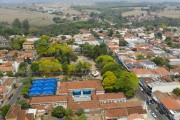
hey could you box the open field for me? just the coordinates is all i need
[122,9,147,17]
[0,8,57,26]
[152,10,180,18]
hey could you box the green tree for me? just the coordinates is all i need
[125,88,135,98]
[12,38,26,50]
[0,104,11,118]
[137,54,146,60]
[152,57,170,67]
[30,61,40,76]
[12,18,21,29]
[155,32,162,39]
[65,108,73,116]
[102,71,117,91]
[6,71,13,77]
[173,88,180,96]
[76,114,87,120]
[114,71,139,97]
[119,40,128,46]
[165,37,173,47]
[22,19,29,31]
[76,107,84,116]
[16,100,31,109]
[0,72,3,77]
[51,106,66,118]
[95,55,114,68]
[39,59,62,76]
[107,29,113,37]
[101,62,123,75]
[61,36,66,40]
[65,116,73,120]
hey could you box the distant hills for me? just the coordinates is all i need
[0,0,180,4]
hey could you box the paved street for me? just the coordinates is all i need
[136,89,169,120]
[6,83,23,105]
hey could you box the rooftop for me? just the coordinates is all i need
[97,93,126,100]
[160,98,180,111]
[30,96,67,104]
[60,80,104,93]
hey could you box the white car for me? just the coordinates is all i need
[151,112,157,118]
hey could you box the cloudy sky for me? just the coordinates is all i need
[0,0,180,3]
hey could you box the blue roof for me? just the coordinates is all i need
[29,78,57,96]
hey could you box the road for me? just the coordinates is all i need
[6,83,23,105]
[136,89,169,120]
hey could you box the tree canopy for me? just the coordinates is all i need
[51,106,66,118]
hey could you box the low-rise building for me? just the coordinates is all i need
[23,41,35,50]
[6,106,35,120]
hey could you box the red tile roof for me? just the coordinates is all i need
[7,50,19,56]
[0,86,7,93]
[60,80,104,93]
[5,106,34,120]
[128,114,144,120]
[0,66,14,72]
[132,68,155,75]
[160,98,180,111]
[105,108,128,118]
[97,93,125,100]
[23,41,34,45]
[100,101,142,109]
[154,67,171,76]
[30,96,67,104]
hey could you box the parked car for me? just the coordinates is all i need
[151,112,157,118]
[8,94,13,100]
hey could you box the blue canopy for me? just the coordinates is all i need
[32,83,43,87]
[43,86,55,90]
[44,83,56,87]
[42,90,54,95]
[30,87,42,91]
[83,90,91,94]
[73,90,81,95]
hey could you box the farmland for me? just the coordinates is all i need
[0,8,56,26]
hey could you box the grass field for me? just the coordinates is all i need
[122,9,147,17]
[153,10,180,18]
[0,8,57,26]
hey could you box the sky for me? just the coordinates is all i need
[0,0,180,4]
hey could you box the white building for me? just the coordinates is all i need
[148,81,180,93]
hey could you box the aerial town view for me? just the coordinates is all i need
[0,0,180,120]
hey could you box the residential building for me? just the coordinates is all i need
[6,106,35,120]
[23,41,35,50]
[29,95,68,108]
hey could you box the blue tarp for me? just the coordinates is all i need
[73,90,81,95]
[42,91,54,95]
[29,78,57,96]
[83,90,91,94]
[30,87,42,91]
[43,86,55,90]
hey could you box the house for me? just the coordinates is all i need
[128,114,144,120]
[140,61,157,69]
[29,95,68,108]
[132,68,156,78]
[23,41,35,50]
[146,81,180,93]
[0,66,14,75]
[104,106,147,120]
[158,98,180,120]
[169,59,180,66]
[154,67,171,76]
[170,69,180,75]
[0,78,16,98]
[97,93,126,103]
[6,106,35,120]
[60,80,105,95]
